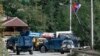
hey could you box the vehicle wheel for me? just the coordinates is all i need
[16,50,20,55]
[13,46,16,53]
[16,47,20,55]
[60,50,64,54]
[40,46,46,53]
[60,51,64,54]
[29,50,33,55]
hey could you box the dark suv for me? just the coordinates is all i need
[39,34,79,53]
[6,37,18,52]
[60,40,74,54]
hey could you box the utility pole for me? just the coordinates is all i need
[91,0,94,49]
[70,0,72,32]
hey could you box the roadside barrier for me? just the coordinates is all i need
[71,49,100,56]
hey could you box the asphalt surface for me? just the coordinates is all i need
[9,51,68,56]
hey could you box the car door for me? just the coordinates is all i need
[46,38,56,50]
[48,39,54,50]
[51,38,63,50]
[44,38,51,49]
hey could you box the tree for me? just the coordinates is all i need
[2,0,100,49]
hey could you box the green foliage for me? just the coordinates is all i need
[0,37,9,56]
[1,0,100,49]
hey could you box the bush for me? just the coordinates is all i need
[94,38,100,51]
[0,37,9,56]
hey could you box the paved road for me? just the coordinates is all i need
[9,51,68,56]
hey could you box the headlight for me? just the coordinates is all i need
[67,45,75,49]
[71,45,75,48]
[62,44,66,47]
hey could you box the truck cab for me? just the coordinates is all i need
[39,34,79,53]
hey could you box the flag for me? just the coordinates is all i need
[72,2,81,13]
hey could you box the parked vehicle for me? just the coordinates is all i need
[16,36,33,55]
[32,38,47,51]
[39,38,63,53]
[39,34,79,54]
[6,36,18,52]
[60,39,74,54]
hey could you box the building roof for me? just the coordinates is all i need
[2,17,28,27]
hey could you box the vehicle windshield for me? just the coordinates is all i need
[59,34,77,40]
[63,40,73,45]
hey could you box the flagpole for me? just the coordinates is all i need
[70,0,72,32]
[91,0,94,50]
[74,12,81,25]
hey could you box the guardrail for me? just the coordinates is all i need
[71,49,100,56]
[3,32,20,36]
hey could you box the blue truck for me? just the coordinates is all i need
[15,30,34,55]
[39,34,79,54]
[16,36,33,55]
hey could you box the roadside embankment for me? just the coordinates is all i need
[68,49,100,56]
[0,37,9,56]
